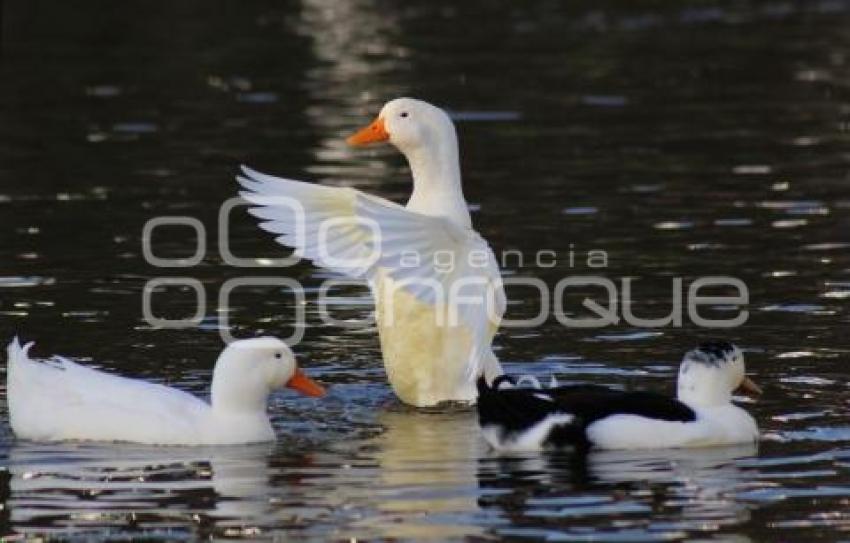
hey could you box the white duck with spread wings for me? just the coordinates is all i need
[238,98,505,407]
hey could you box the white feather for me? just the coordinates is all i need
[238,165,506,402]
[585,406,759,450]
[5,337,306,445]
[482,413,576,452]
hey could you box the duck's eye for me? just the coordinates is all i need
[274,352,282,359]
[400,112,409,118]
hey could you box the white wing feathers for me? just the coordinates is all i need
[238,168,375,277]
[237,166,504,309]
[237,166,505,376]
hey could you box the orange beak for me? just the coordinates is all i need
[285,368,326,398]
[346,117,389,146]
[736,376,763,398]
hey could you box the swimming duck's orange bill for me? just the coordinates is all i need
[286,368,326,397]
[736,376,763,398]
[346,117,389,146]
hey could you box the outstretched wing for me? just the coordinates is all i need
[237,166,505,372]
[237,166,504,307]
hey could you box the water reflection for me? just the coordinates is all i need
[5,441,278,537]
[479,445,759,540]
[341,409,766,540]
[346,408,486,539]
[298,0,406,183]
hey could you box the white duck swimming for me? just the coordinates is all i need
[238,97,505,407]
[6,337,325,445]
[477,342,762,451]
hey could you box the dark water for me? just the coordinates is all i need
[1,0,850,540]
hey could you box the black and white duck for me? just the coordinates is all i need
[477,342,762,452]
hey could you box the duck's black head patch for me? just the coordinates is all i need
[687,341,739,367]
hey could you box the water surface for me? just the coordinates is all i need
[1,1,849,540]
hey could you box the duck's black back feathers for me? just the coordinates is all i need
[476,376,696,449]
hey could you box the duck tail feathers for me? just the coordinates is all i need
[476,375,491,395]
[7,337,34,367]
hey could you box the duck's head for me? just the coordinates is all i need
[211,337,325,413]
[676,341,762,407]
[346,97,456,156]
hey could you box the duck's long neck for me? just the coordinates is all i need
[212,385,268,415]
[210,363,269,416]
[404,137,471,229]
[677,371,732,408]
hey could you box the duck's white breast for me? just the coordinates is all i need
[585,405,759,450]
[375,272,479,407]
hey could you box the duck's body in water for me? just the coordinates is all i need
[6,337,325,445]
[477,342,762,451]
